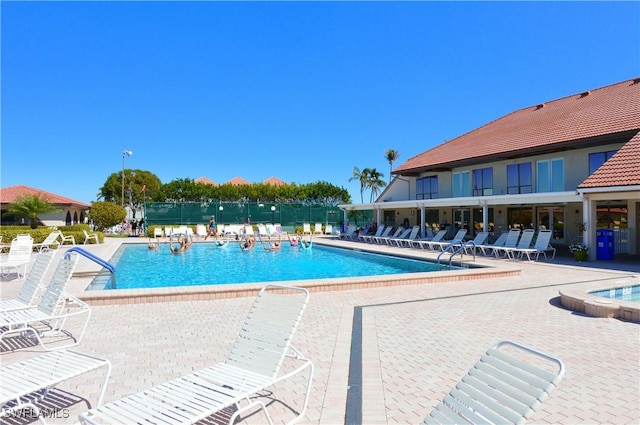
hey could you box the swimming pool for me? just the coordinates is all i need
[589,285,640,303]
[91,243,457,290]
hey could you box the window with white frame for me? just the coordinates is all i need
[537,158,564,192]
[452,171,470,197]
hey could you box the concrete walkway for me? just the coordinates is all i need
[1,238,638,424]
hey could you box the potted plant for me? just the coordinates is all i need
[569,243,589,261]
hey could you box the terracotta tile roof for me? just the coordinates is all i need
[226,176,252,185]
[579,132,640,188]
[262,176,287,186]
[0,185,90,207]
[395,78,640,174]
[194,177,218,186]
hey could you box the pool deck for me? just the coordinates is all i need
[1,237,639,424]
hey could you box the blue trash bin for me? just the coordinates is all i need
[596,229,615,260]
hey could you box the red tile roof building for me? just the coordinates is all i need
[341,78,640,258]
[0,185,90,226]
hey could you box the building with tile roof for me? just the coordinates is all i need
[0,185,91,227]
[194,177,218,186]
[339,78,640,258]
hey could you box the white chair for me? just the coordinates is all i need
[463,232,489,255]
[1,349,111,423]
[512,229,557,261]
[79,284,313,425]
[491,228,523,258]
[313,223,323,234]
[423,340,564,425]
[389,225,421,247]
[413,230,447,250]
[0,253,90,351]
[0,249,56,312]
[0,237,34,279]
[303,223,312,235]
[60,231,76,245]
[360,225,386,243]
[324,224,333,235]
[503,229,536,259]
[476,232,510,256]
[153,227,164,238]
[33,231,62,252]
[429,229,468,252]
[83,229,100,245]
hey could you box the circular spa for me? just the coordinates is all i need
[559,276,640,323]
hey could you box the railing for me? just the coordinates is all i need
[437,239,474,268]
[64,246,116,289]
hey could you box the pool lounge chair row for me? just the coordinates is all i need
[1,273,564,424]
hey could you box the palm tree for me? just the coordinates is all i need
[349,166,371,203]
[6,194,60,229]
[367,168,386,203]
[384,149,400,183]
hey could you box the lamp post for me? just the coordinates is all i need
[271,205,276,224]
[121,150,133,207]
[219,205,224,224]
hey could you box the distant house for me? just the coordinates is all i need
[0,185,90,227]
[195,176,289,186]
[339,78,640,258]
[194,177,218,186]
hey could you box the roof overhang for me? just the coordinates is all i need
[339,191,584,211]
[577,186,640,200]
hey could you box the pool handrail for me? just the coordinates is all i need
[64,246,117,288]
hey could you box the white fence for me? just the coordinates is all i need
[614,229,629,254]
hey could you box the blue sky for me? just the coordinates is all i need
[2,1,638,204]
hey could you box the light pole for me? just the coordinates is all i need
[271,205,276,224]
[219,205,224,224]
[121,150,133,207]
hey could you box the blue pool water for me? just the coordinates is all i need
[590,285,640,303]
[94,243,452,290]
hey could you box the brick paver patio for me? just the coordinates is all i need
[1,238,638,424]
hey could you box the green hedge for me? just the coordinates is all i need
[0,224,103,246]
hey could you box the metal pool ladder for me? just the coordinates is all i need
[437,239,476,268]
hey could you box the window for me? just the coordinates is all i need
[472,167,493,196]
[452,171,470,197]
[537,158,564,192]
[507,162,532,194]
[417,176,438,199]
[589,150,617,174]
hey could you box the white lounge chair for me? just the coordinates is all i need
[303,223,312,235]
[382,227,411,245]
[492,228,524,258]
[374,226,400,244]
[340,224,358,240]
[313,222,323,234]
[463,232,489,255]
[33,230,62,252]
[429,229,468,252]
[410,228,436,248]
[79,284,313,425]
[0,252,90,351]
[0,349,111,423]
[476,232,509,256]
[414,230,447,250]
[324,224,333,235]
[389,225,421,247]
[0,237,34,279]
[154,227,165,238]
[0,249,56,313]
[83,229,100,245]
[502,229,536,259]
[360,225,386,243]
[422,340,564,425]
[512,229,557,261]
